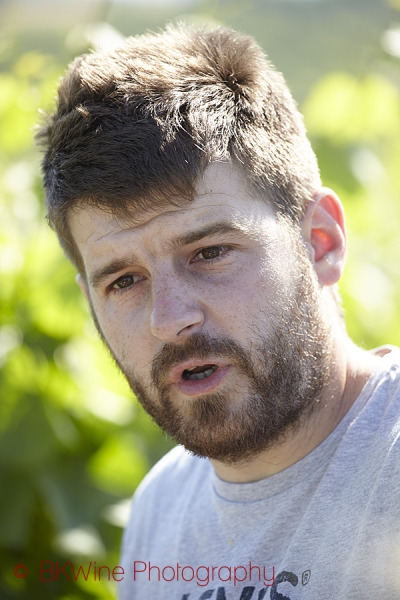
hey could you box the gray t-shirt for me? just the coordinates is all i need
[119,349,400,599]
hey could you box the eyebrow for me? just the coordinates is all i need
[89,257,135,289]
[170,222,246,250]
[89,221,245,289]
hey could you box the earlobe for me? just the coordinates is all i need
[302,188,347,286]
[76,273,90,300]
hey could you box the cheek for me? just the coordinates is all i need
[91,300,148,363]
[206,269,282,337]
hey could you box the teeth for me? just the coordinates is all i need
[183,365,218,380]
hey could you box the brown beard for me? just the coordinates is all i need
[108,253,332,465]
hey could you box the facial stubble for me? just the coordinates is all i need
[93,244,331,464]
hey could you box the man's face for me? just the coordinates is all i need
[70,163,330,463]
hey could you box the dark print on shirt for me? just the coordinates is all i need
[180,569,311,599]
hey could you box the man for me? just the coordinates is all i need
[37,23,400,599]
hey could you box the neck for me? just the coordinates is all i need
[211,334,382,483]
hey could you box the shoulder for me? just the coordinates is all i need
[122,446,211,539]
[349,347,400,472]
[369,346,400,405]
[356,347,400,433]
[135,445,210,500]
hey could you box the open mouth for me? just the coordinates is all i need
[182,364,218,381]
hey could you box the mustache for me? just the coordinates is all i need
[151,333,252,389]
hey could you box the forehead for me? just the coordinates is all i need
[68,162,277,264]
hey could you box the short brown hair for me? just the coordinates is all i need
[37,23,321,272]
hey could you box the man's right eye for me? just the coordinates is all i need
[113,275,134,289]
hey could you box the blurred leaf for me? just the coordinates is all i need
[89,435,149,495]
[36,463,118,532]
[0,477,35,547]
[0,397,59,468]
[303,72,400,143]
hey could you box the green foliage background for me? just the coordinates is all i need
[1,1,400,598]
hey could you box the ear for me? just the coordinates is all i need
[76,273,90,301]
[301,188,347,286]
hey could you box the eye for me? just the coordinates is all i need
[110,274,144,292]
[200,246,223,259]
[193,245,230,262]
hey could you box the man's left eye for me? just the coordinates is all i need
[195,246,229,261]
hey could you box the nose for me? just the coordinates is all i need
[149,273,205,343]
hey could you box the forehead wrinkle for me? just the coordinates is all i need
[166,221,254,252]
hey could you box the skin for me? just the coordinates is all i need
[70,162,382,483]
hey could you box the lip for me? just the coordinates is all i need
[168,360,232,398]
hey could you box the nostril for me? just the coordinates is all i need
[177,322,200,337]
[150,288,205,342]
